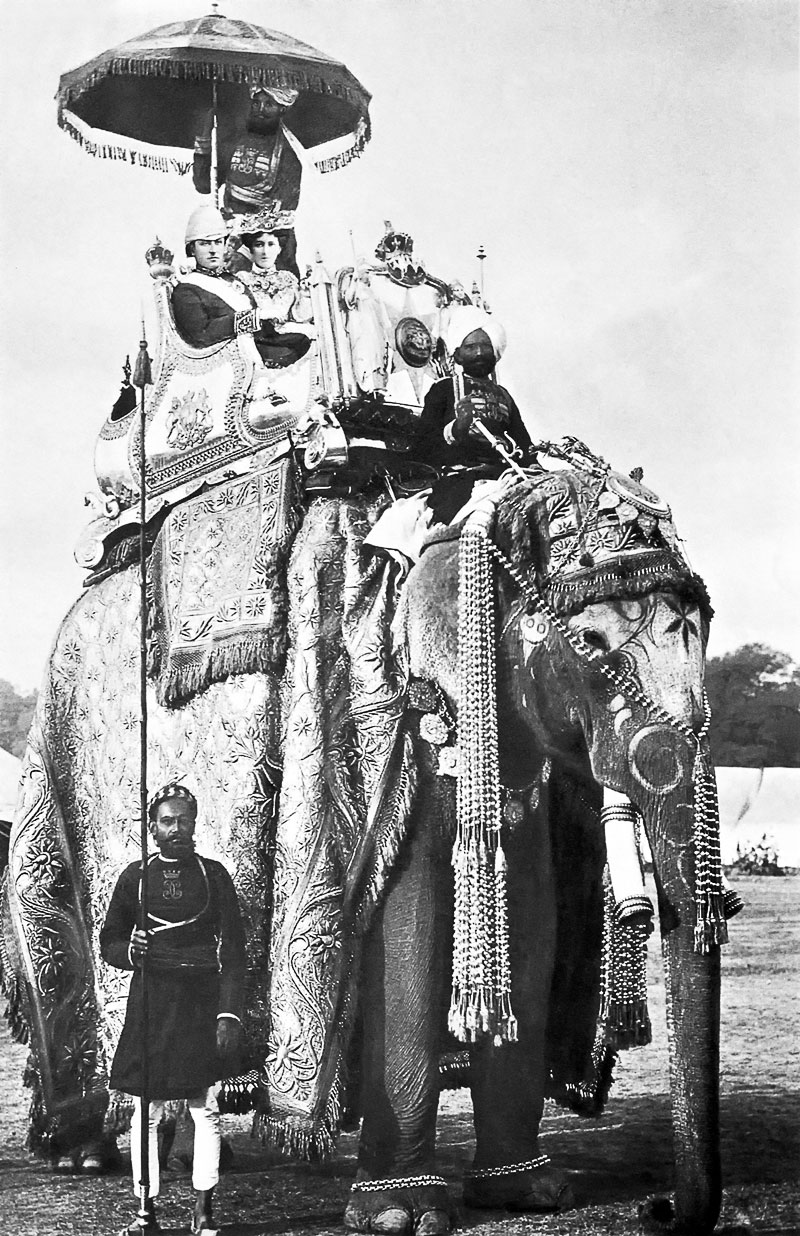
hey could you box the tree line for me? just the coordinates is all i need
[0,642,798,766]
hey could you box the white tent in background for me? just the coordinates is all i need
[716,766,800,868]
[0,747,21,826]
[0,747,22,868]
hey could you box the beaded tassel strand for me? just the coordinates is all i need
[450,505,517,1044]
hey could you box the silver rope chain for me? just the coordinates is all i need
[352,1174,448,1192]
[466,1155,550,1178]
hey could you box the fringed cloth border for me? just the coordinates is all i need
[422,522,712,631]
[105,1092,194,1137]
[58,57,371,175]
[255,498,416,1161]
[59,110,192,174]
[542,550,713,626]
[147,463,303,709]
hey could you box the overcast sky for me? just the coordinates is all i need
[1,0,797,692]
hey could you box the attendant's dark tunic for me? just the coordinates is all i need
[100,854,246,1099]
[412,376,533,523]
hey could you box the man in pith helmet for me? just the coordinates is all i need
[171,205,259,352]
[172,204,310,368]
[100,783,246,1234]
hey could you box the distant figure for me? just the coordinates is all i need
[100,783,246,1235]
[193,86,302,222]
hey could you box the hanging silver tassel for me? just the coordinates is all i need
[449,504,517,1044]
[692,737,728,953]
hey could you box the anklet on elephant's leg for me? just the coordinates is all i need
[465,1155,550,1178]
[352,1175,448,1192]
[614,894,655,927]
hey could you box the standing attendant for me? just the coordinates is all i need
[100,784,246,1235]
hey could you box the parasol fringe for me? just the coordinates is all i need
[62,54,371,106]
[58,56,371,171]
[59,112,192,174]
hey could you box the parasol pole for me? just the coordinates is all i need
[211,81,219,203]
[132,317,153,1229]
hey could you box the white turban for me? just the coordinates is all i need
[444,305,507,361]
[250,84,299,108]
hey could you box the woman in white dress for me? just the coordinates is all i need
[238,226,313,368]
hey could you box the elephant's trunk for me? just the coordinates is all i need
[643,782,722,1235]
[661,914,721,1233]
[587,720,722,1233]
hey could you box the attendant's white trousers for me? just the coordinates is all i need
[130,1087,220,1196]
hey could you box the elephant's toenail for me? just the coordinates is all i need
[415,1208,451,1235]
[371,1206,414,1234]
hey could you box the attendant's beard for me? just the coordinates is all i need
[161,837,196,861]
[248,114,280,136]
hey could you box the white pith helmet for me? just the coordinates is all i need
[185,204,227,246]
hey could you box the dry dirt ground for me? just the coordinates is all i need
[1,874,797,1236]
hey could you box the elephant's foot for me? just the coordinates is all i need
[344,1175,451,1235]
[638,1197,679,1232]
[639,1195,733,1234]
[463,1155,574,1213]
[52,1136,122,1175]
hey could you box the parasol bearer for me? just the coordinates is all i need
[100,784,246,1235]
[193,86,303,222]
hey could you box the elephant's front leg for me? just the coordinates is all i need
[345,807,451,1235]
[465,806,574,1213]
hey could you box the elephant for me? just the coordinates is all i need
[0,437,732,1236]
[336,445,731,1235]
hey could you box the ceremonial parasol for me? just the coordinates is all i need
[56,8,371,176]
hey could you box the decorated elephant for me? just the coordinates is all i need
[0,432,733,1236]
[253,440,732,1235]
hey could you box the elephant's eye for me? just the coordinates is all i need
[576,628,610,655]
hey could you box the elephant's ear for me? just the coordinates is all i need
[494,484,549,576]
[401,540,460,700]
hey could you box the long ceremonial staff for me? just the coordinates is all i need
[132,321,153,1229]
[472,419,528,480]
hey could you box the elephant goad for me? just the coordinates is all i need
[1,438,730,1236]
